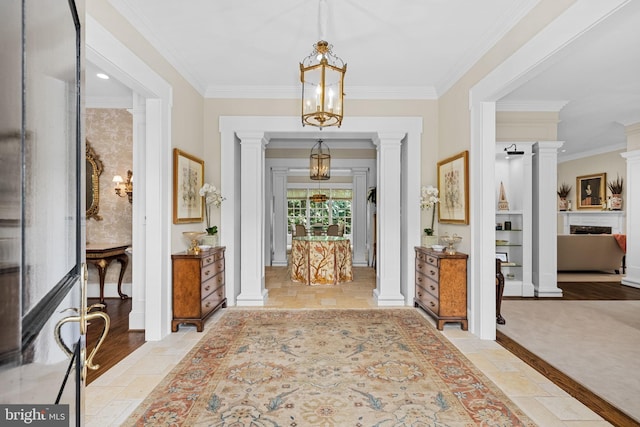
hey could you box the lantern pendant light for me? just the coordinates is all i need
[310,139,330,180]
[299,0,346,128]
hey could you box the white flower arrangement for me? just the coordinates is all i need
[420,185,439,235]
[199,183,225,235]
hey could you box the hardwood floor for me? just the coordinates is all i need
[86,297,145,385]
[498,281,640,427]
[505,280,640,301]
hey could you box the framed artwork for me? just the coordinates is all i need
[496,252,508,263]
[576,172,606,210]
[173,148,204,223]
[437,150,469,224]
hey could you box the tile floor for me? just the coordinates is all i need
[85,267,612,426]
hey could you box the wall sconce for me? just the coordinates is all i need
[113,170,133,203]
[504,144,524,159]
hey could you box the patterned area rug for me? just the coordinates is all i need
[125,309,534,426]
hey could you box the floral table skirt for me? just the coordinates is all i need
[290,237,353,285]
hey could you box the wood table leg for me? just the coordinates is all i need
[95,259,108,305]
[496,258,506,325]
[115,253,129,300]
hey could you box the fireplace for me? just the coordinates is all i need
[570,225,612,234]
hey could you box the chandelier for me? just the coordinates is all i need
[310,193,328,203]
[299,0,346,128]
[310,139,330,180]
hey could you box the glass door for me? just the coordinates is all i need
[1,0,86,425]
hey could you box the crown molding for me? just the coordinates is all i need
[435,0,540,96]
[496,100,569,112]
[205,85,437,100]
[557,142,627,163]
[109,0,207,95]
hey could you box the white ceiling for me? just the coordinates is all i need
[86,0,640,159]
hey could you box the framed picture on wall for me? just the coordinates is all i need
[173,148,204,223]
[576,172,606,210]
[496,252,508,263]
[437,150,469,224]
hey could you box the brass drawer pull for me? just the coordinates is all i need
[429,270,436,276]
[430,285,435,291]
[204,285,210,292]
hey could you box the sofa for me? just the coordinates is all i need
[557,234,625,273]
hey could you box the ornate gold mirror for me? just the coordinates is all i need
[86,140,103,221]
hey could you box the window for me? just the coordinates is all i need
[287,188,352,234]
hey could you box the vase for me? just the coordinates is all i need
[201,234,218,247]
[558,197,568,211]
[422,235,438,248]
[610,194,623,210]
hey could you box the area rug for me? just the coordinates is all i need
[125,309,534,426]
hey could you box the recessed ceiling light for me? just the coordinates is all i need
[96,73,110,80]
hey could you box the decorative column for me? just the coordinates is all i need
[533,141,563,297]
[621,147,640,289]
[237,132,268,305]
[271,167,288,266]
[351,167,368,266]
[129,93,146,328]
[373,133,405,305]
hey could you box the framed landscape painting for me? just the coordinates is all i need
[437,150,469,224]
[173,148,204,223]
[576,172,606,210]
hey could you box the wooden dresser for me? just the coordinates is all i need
[414,246,468,330]
[171,246,226,332]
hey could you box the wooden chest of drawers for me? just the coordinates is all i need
[414,246,468,330]
[171,246,226,332]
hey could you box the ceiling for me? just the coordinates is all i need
[86,0,640,160]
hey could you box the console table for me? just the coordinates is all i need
[290,236,352,285]
[86,243,130,304]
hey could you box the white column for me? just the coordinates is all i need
[352,167,368,266]
[271,167,288,266]
[532,141,563,297]
[373,133,405,305]
[621,149,640,289]
[237,132,268,305]
[129,93,146,329]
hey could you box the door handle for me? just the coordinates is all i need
[54,263,111,378]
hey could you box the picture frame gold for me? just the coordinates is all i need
[437,150,469,224]
[576,172,606,210]
[173,148,204,223]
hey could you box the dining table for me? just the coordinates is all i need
[290,236,352,285]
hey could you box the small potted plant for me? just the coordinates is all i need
[607,175,623,210]
[420,185,439,247]
[199,183,225,246]
[557,183,572,211]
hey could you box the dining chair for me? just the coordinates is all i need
[326,224,340,236]
[295,224,307,237]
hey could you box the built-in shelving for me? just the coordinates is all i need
[496,143,534,297]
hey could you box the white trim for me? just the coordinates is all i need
[205,85,438,100]
[496,100,569,112]
[86,15,173,341]
[220,116,422,307]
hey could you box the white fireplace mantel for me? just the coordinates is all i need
[559,210,625,235]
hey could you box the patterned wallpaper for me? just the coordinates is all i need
[86,108,133,285]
